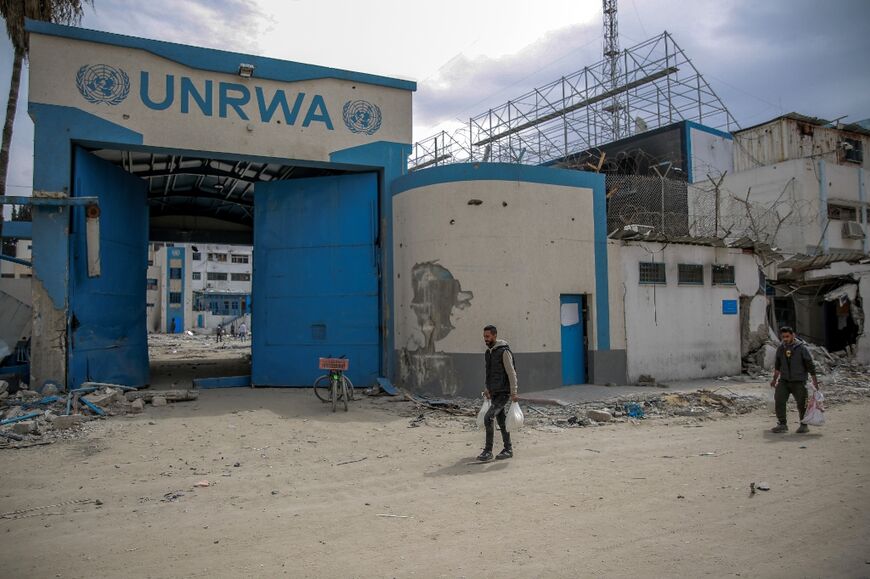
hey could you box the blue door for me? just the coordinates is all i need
[68,148,149,388]
[252,173,379,387]
[560,294,586,385]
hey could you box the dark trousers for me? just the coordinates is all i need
[484,392,513,452]
[775,380,808,424]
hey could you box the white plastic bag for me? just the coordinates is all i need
[505,402,524,432]
[801,388,825,426]
[476,398,491,429]
[766,386,776,415]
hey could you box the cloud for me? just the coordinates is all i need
[412,0,870,141]
[85,0,273,54]
[413,22,603,137]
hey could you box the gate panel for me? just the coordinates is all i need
[68,147,149,388]
[252,172,379,387]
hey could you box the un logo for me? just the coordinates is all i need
[75,64,130,106]
[343,100,382,135]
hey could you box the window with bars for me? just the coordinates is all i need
[231,255,249,264]
[192,272,201,280]
[639,262,666,284]
[192,252,202,261]
[678,264,704,285]
[169,267,182,279]
[231,273,251,281]
[146,278,158,290]
[169,292,182,305]
[207,272,228,281]
[712,264,736,285]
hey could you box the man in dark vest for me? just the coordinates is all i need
[478,325,519,462]
[769,326,819,433]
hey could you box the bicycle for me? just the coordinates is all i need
[313,357,354,412]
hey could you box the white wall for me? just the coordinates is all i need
[393,179,599,357]
[616,242,759,382]
[703,159,869,256]
[689,127,733,183]
[189,244,253,294]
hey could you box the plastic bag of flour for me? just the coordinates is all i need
[505,402,524,432]
[476,398,491,428]
[801,387,825,426]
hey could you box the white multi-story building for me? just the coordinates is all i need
[146,242,252,333]
[0,239,33,280]
[689,112,870,352]
[691,113,870,259]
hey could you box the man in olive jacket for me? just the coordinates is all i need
[478,325,519,462]
[769,326,819,433]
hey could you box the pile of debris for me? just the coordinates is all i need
[385,387,766,431]
[0,380,198,449]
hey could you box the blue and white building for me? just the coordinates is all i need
[22,21,760,395]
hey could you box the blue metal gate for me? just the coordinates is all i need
[68,148,150,388]
[252,173,380,387]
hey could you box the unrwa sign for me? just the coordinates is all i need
[74,63,383,135]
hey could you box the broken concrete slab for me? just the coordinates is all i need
[125,390,199,403]
[52,414,87,430]
[151,396,167,407]
[130,399,145,413]
[587,409,613,423]
[11,420,37,435]
[83,389,122,407]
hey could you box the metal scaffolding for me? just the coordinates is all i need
[410,31,739,171]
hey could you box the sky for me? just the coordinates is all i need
[1,0,869,201]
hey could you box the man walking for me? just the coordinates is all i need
[770,326,819,433]
[479,325,519,461]
[216,324,223,343]
[238,321,248,341]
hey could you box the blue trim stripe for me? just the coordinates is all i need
[592,176,610,351]
[0,221,32,239]
[26,20,417,92]
[392,163,610,351]
[684,120,733,141]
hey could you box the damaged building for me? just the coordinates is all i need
[689,113,870,359]
[3,21,864,401]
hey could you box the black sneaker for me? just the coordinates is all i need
[796,424,809,434]
[477,450,493,462]
[496,448,513,460]
[770,423,788,433]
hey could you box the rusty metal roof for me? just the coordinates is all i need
[735,112,870,137]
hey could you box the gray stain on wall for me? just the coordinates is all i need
[399,261,473,395]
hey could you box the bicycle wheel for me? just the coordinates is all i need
[341,380,349,412]
[313,375,331,403]
[343,376,355,401]
[331,378,338,412]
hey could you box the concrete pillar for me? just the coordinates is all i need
[819,159,829,254]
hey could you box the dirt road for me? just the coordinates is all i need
[1,389,867,578]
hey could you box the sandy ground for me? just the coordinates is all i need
[147,332,251,389]
[0,388,868,578]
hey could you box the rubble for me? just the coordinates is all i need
[587,410,613,423]
[1,384,199,449]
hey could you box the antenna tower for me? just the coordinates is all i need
[603,0,623,139]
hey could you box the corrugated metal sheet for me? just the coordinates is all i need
[733,113,870,172]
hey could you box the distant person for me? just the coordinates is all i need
[216,325,224,343]
[769,326,819,433]
[478,325,518,462]
[238,322,248,341]
[230,322,236,338]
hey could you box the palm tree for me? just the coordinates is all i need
[0,1,92,201]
